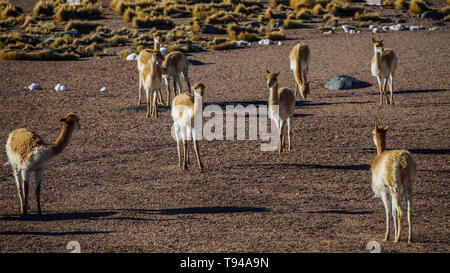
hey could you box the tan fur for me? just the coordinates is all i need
[161,51,191,106]
[266,71,295,153]
[171,82,205,170]
[5,112,80,215]
[8,128,44,164]
[289,43,310,99]
[139,50,164,118]
[371,39,398,106]
[371,125,416,243]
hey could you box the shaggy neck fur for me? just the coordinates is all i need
[268,82,279,106]
[50,122,75,157]
[374,133,386,155]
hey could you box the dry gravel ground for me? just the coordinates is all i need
[0,1,449,253]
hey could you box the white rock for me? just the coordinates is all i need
[160,47,168,56]
[429,26,438,31]
[277,41,283,46]
[100,87,107,92]
[323,30,333,35]
[59,85,67,91]
[368,25,375,30]
[372,28,378,33]
[236,40,251,47]
[382,26,389,31]
[342,25,350,33]
[55,84,61,91]
[258,39,274,45]
[349,30,355,35]
[125,53,138,61]
[28,83,43,90]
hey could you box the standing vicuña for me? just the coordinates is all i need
[289,43,310,99]
[371,125,416,243]
[266,70,295,153]
[139,49,164,118]
[161,51,191,106]
[5,112,80,215]
[171,82,205,170]
[371,38,398,106]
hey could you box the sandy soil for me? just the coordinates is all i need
[0,1,449,253]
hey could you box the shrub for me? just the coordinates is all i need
[283,19,304,28]
[270,0,290,7]
[265,28,286,40]
[33,1,54,17]
[64,20,101,34]
[205,11,241,24]
[354,11,384,21]
[132,16,175,29]
[327,1,364,17]
[55,3,102,22]
[312,4,326,15]
[394,0,409,10]
[0,49,79,60]
[25,21,56,35]
[409,0,427,14]
[209,40,238,51]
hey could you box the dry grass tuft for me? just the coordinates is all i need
[64,20,101,34]
[132,15,175,29]
[354,11,384,21]
[55,3,102,22]
[409,0,427,14]
[209,40,238,51]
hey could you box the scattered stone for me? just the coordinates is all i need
[372,27,379,33]
[199,24,223,34]
[323,30,333,35]
[367,0,381,5]
[100,87,107,92]
[325,75,372,90]
[270,22,283,29]
[258,39,274,45]
[125,53,138,61]
[429,26,438,31]
[28,83,43,90]
[160,47,168,56]
[277,41,283,46]
[236,40,251,47]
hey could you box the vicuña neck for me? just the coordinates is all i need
[269,84,279,105]
[50,123,74,157]
[193,94,203,115]
[375,135,386,155]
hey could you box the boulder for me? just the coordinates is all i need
[325,75,371,90]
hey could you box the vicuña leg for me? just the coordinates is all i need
[381,192,391,241]
[35,170,43,214]
[389,74,395,105]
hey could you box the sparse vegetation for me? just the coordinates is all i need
[354,11,384,21]
[409,0,427,14]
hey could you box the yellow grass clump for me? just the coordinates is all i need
[64,20,101,34]
[55,3,102,22]
[209,40,238,51]
[395,0,409,10]
[409,0,427,14]
[354,11,384,21]
[132,15,175,29]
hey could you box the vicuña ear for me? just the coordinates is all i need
[372,37,376,43]
[60,118,66,123]
[383,126,389,131]
[266,69,270,74]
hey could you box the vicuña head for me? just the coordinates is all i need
[5,112,80,215]
[266,70,280,88]
[372,38,384,53]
